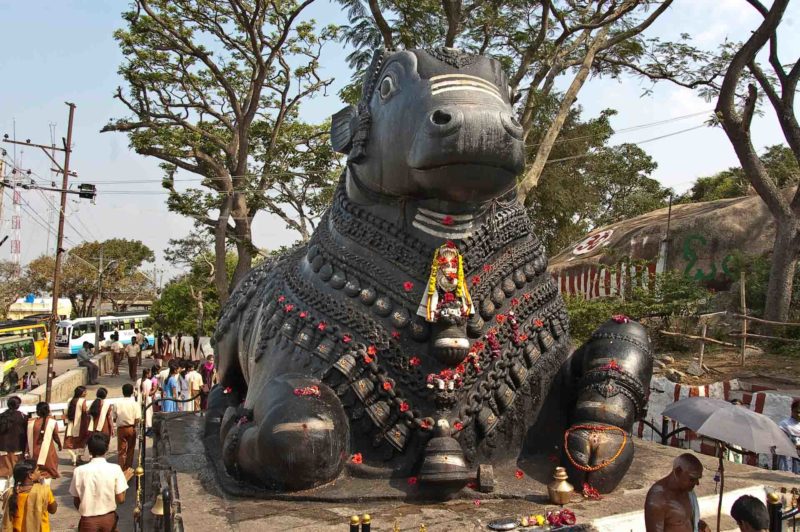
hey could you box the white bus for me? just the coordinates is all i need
[55,312,154,357]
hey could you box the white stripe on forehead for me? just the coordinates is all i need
[429,73,501,91]
[430,85,505,104]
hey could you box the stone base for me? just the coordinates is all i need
[154,413,798,531]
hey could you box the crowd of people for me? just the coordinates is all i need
[0,328,217,531]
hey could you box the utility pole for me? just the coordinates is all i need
[46,103,75,402]
[2,103,96,401]
[95,248,104,348]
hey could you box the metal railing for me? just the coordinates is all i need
[768,494,798,532]
[133,393,199,532]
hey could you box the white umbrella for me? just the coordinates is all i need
[662,397,796,532]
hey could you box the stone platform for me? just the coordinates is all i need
[152,412,798,531]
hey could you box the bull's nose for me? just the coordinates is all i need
[426,107,463,137]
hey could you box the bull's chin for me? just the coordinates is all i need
[410,163,519,204]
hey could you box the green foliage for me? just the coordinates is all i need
[526,106,670,255]
[26,239,154,317]
[564,269,711,344]
[150,277,220,335]
[678,145,798,203]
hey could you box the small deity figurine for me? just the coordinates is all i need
[417,241,474,366]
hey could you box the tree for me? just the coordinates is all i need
[104,0,340,304]
[0,262,33,319]
[26,239,155,317]
[338,0,674,201]
[611,0,800,320]
[678,145,799,203]
[526,105,668,254]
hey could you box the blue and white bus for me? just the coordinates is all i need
[55,312,154,357]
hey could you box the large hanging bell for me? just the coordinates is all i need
[418,419,470,490]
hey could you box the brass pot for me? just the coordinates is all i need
[547,466,574,505]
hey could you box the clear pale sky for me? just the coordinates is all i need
[0,0,797,280]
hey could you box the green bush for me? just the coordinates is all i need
[564,269,711,344]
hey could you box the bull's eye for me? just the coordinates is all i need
[379,76,395,100]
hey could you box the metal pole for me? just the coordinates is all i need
[45,103,75,403]
[95,249,103,348]
[699,322,707,370]
[739,270,747,367]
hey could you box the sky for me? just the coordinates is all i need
[0,0,797,281]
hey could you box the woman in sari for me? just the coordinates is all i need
[199,355,217,410]
[27,403,61,481]
[161,367,179,413]
[0,460,57,532]
[0,397,27,493]
[62,387,89,466]
[135,368,154,434]
[87,388,113,440]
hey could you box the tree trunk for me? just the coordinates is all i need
[214,196,233,305]
[517,26,611,203]
[764,223,799,321]
[195,289,205,337]
[230,191,254,291]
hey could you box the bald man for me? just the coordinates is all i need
[645,453,704,532]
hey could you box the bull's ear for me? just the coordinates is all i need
[331,105,357,154]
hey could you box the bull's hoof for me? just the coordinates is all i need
[234,375,350,491]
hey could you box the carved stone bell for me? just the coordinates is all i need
[418,419,470,490]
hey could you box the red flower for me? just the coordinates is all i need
[454,421,464,431]
[342,335,352,344]
[442,215,454,226]
[583,482,602,500]
[467,481,478,490]
[455,363,466,374]
[473,499,481,507]
[511,298,520,306]
[483,264,493,273]
[293,385,320,397]
[278,295,286,303]
[496,314,506,324]
[443,292,456,303]
[601,360,621,372]
[515,469,524,479]
[400,402,410,412]
[403,281,414,292]
[471,341,485,351]
[351,453,363,465]
[517,334,529,342]
[533,318,544,328]
[471,275,481,286]
[363,353,374,364]
[438,256,449,265]
[223,387,232,395]
[317,321,327,331]
[420,419,432,429]
[367,345,377,355]
[445,240,456,249]
[523,293,532,300]
[409,356,421,367]
[407,476,418,486]
[382,381,393,391]
[391,330,401,340]
[299,311,308,319]
[612,314,630,324]
[446,272,457,280]
[284,304,294,313]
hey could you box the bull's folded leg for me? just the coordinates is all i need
[564,318,653,493]
[220,374,350,491]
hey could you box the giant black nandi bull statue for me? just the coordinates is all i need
[209,47,653,495]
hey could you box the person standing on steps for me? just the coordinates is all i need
[27,403,61,482]
[114,384,140,481]
[63,387,90,466]
[69,433,128,532]
[88,388,114,441]
[0,396,28,492]
[110,333,123,377]
[135,368,154,435]
[125,338,140,382]
[133,328,145,367]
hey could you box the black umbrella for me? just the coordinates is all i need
[662,397,796,532]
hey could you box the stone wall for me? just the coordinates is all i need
[11,352,115,406]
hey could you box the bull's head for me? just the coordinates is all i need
[332,48,525,204]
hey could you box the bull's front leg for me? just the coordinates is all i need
[220,374,351,491]
[564,317,653,493]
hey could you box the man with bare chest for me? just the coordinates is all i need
[645,453,704,532]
